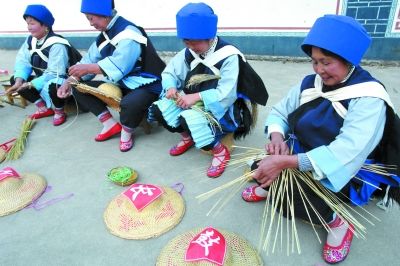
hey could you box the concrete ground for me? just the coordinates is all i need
[1,49,400,266]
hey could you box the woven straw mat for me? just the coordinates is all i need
[156,227,263,265]
[104,186,185,240]
[75,83,122,111]
[0,173,47,216]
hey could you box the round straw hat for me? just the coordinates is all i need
[0,171,47,217]
[74,82,122,111]
[104,185,185,239]
[157,227,263,265]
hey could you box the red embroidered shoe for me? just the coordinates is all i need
[169,138,194,156]
[95,123,122,142]
[120,138,134,152]
[323,220,354,263]
[207,145,230,178]
[242,185,268,202]
[53,113,67,126]
[29,109,54,119]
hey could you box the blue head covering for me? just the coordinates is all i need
[81,0,114,16]
[301,15,371,66]
[23,5,55,27]
[176,2,218,40]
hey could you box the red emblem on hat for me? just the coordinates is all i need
[123,183,164,211]
[185,227,227,265]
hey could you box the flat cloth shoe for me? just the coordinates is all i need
[242,185,267,202]
[30,109,54,119]
[169,139,194,156]
[120,138,134,152]
[207,145,230,178]
[53,114,66,126]
[323,223,354,263]
[95,123,122,142]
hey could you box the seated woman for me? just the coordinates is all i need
[152,2,254,178]
[241,15,400,263]
[57,0,165,152]
[6,4,77,126]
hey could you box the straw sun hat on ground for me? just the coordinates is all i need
[157,227,263,265]
[74,82,122,111]
[104,183,185,239]
[0,167,47,217]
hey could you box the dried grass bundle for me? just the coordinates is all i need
[186,74,220,89]
[5,118,35,161]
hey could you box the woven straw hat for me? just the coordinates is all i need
[74,83,122,111]
[157,227,263,265]
[104,185,185,239]
[0,168,47,217]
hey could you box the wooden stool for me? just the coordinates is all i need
[201,133,235,155]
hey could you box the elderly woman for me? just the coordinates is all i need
[152,2,260,178]
[241,15,400,263]
[6,4,76,126]
[57,0,165,152]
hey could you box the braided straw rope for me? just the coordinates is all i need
[157,227,263,265]
[104,186,185,239]
[0,173,47,217]
[74,83,122,111]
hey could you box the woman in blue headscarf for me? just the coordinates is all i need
[57,0,165,152]
[241,15,400,263]
[6,4,76,126]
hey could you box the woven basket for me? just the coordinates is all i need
[104,186,185,239]
[107,167,138,186]
[0,172,47,217]
[157,227,263,265]
[74,83,122,111]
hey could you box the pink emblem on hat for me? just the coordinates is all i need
[123,183,164,211]
[185,227,227,265]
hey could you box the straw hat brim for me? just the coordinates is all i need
[156,227,263,265]
[74,83,121,111]
[104,186,185,239]
[0,173,47,217]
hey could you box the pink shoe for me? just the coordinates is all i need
[207,144,230,178]
[53,113,67,126]
[120,138,134,152]
[242,185,267,202]
[323,220,354,263]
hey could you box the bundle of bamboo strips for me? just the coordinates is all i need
[5,118,35,161]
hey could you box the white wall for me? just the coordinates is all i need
[0,0,343,35]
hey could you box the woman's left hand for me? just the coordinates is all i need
[176,93,201,109]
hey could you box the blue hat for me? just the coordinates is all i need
[81,0,113,16]
[176,2,218,40]
[23,5,55,27]
[301,15,371,66]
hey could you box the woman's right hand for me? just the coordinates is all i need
[5,78,24,95]
[266,132,289,155]
[166,88,178,99]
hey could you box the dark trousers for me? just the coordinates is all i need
[73,81,160,129]
[48,83,69,108]
[151,104,215,151]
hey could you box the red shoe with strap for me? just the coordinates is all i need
[29,109,54,119]
[242,185,268,202]
[169,138,194,156]
[207,144,230,178]
[323,218,354,263]
[120,137,134,152]
[95,123,122,142]
[53,112,67,126]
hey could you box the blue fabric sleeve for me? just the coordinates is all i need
[13,40,32,81]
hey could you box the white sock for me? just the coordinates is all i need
[120,128,132,142]
[255,186,268,197]
[326,215,350,247]
[101,117,117,134]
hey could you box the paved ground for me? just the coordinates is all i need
[1,49,400,266]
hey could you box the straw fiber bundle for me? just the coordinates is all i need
[74,82,122,111]
[156,227,263,265]
[5,118,35,161]
[107,166,138,186]
[0,172,47,217]
[104,186,185,239]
